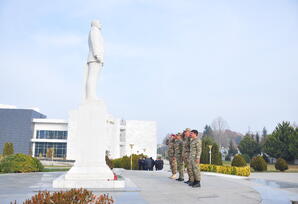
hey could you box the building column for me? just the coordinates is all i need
[32,142,35,157]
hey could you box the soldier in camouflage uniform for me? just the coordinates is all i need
[189,129,202,188]
[182,128,193,184]
[167,134,177,179]
[174,133,184,181]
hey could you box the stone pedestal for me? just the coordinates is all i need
[53,100,125,188]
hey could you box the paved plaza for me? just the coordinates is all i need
[0,170,298,204]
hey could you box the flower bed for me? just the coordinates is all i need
[200,164,250,177]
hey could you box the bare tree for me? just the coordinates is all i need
[211,117,228,148]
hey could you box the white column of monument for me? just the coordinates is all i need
[53,20,124,188]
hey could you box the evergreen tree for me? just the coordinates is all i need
[228,140,237,156]
[211,143,223,165]
[264,121,298,161]
[3,142,14,156]
[262,127,267,138]
[238,135,258,158]
[200,136,214,164]
[202,125,213,138]
[260,127,268,145]
[256,132,260,144]
[200,136,222,165]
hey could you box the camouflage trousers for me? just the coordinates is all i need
[176,157,184,179]
[189,159,201,182]
[169,157,177,175]
[184,156,193,181]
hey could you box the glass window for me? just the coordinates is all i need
[39,130,45,139]
[36,130,68,140]
[34,142,67,158]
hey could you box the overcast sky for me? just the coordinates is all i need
[0,0,297,143]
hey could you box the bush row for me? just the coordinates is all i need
[0,153,44,173]
[112,154,146,170]
[11,188,114,204]
[200,164,251,177]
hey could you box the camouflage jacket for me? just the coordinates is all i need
[189,137,202,161]
[182,137,190,159]
[174,139,184,159]
[167,139,175,158]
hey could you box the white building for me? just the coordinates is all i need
[32,116,157,160]
[32,119,68,158]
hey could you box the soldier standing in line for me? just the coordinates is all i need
[182,128,193,184]
[167,134,177,179]
[189,129,202,188]
[174,133,184,181]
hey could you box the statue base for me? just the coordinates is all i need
[53,175,125,189]
[53,99,125,189]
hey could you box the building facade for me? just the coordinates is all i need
[32,119,68,158]
[0,108,46,155]
[0,106,157,159]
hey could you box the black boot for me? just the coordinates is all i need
[184,180,190,184]
[192,181,201,188]
[188,181,194,186]
[177,178,184,181]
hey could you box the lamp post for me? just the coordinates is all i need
[129,144,134,170]
[208,145,213,165]
[143,148,146,154]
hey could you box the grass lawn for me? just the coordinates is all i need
[222,160,298,173]
[44,165,72,168]
[43,167,70,172]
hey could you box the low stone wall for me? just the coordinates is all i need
[40,159,74,167]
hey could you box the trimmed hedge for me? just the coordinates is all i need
[250,156,267,172]
[231,154,247,167]
[275,158,288,172]
[200,164,250,177]
[0,153,44,173]
[112,154,146,170]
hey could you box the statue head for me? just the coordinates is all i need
[91,20,101,29]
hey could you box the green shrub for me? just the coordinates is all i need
[3,142,14,156]
[112,154,146,170]
[105,155,114,169]
[0,153,44,173]
[11,188,114,204]
[250,156,267,172]
[32,157,44,172]
[242,154,251,163]
[275,158,288,172]
[231,154,247,167]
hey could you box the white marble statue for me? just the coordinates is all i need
[53,20,124,188]
[85,20,104,100]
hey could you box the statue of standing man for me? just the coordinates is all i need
[85,20,104,100]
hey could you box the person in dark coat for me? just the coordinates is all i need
[149,157,155,171]
[144,157,152,171]
[138,158,143,170]
[155,158,164,170]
